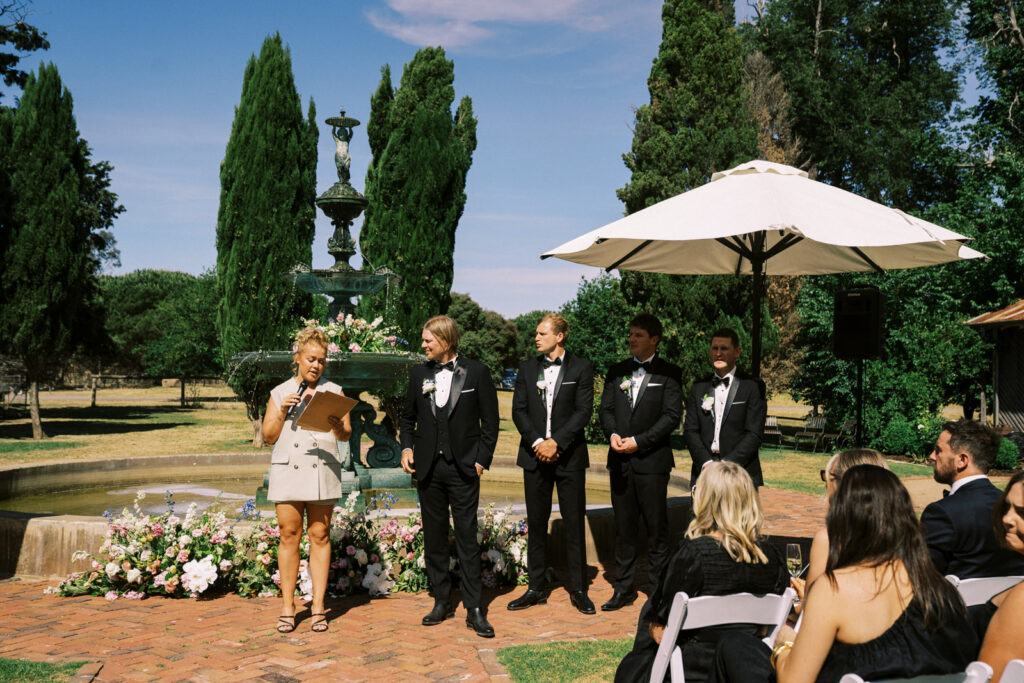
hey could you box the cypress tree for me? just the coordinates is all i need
[215,33,317,446]
[359,47,477,341]
[616,0,766,385]
[0,63,122,438]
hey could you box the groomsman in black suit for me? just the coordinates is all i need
[921,419,1024,578]
[508,314,595,614]
[399,315,500,638]
[684,328,766,488]
[599,313,683,610]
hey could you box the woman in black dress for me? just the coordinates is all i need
[615,461,788,682]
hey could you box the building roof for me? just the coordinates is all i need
[966,300,1024,327]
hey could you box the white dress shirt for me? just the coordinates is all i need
[533,351,564,446]
[711,367,737,453]
[631,353,655,408]
[433,356,457,408]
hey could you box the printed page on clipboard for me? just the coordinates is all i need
[294,391,358,433]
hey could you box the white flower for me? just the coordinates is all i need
[536,380,546,395]
[486,549,505,573]
[181,555,219,594]
[701,394,714,413]
[126,568,142,584]
[370,316,383,328]
[355,549,368,566]
[104,562,119,579]
[178,535,191,547]
[297,563,313,601]
[219,559,233,571]
[422,378,436,395]
[619,377,632,393]
[449,557,457,571]
[140,549,153,562]
[416,554,426,569]
[256,541,268,553]
[329,527,344,542]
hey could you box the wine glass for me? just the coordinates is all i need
[786,543,803,578]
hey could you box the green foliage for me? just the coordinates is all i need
[0,657,87,683]
[139,270,222,382]
[447,292,518,383]
[877,414,945,460]
[0,2,50,101]
[559,275,637,378]
[585,374,606,444]
[511,310,553,364]
[496,638,633,683]
[996,437,1020,471]
[215,34,317,430]
[360,47,477,342]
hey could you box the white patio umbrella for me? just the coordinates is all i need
[541,160,987,376]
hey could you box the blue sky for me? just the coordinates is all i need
[14,0,724,318]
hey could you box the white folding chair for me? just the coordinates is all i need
[648,587,796,683]
[838,660,993,683]
[945,575,1024,606]
[998,660,1024,683]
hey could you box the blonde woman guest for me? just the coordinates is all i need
[713,466,977,682]
[793,449,888,599]
[615,461,788,683]
[262,327,352,634]
[978,471,1024,680]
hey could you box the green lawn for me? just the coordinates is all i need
[0,658,88,682]
[497,638,633,683]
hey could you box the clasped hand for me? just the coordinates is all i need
[610,434,639,453]
[533,438,560,462]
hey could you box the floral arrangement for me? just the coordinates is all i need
[52,492,529,600]
[295,314,409,354]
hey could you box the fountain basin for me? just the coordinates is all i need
[233,351,421,394]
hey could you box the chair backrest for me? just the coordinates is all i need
[841,419,858,433]
[839,660,992,683]
[998,660,1024,683]
[808,416,827,430]
[765,415,780,429]
[649,588,796,683]
[945,575,1024,606]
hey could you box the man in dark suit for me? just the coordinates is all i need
[684,328,766,488]
[508,314,595,614]
[399,315,500,637]
[599,313,683,610]
[921,419,1024,578]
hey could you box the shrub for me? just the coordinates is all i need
[877,414,945,460]
[995,437,1020,470]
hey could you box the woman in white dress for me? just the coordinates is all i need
[262,327,352,633]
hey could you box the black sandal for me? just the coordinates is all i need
[310,613,328,633]
[276,615,296,633]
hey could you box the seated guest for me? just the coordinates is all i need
[711,466,978,682]
[792,449,888,602]
[615,461,788,683]
[922,419,1024,578]
[978,471,1024,680]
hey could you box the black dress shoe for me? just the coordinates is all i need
[507,588,549,611]
[601,590,638,611]
[570,590,596,615]
[422,602,455,626]
[465,607,495,638]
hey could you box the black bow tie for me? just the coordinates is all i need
[633,359,651,371]
[540,356,562,369]
[712,375,731,388]
[430,360,456,372]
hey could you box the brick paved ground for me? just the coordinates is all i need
[0,488,826,682]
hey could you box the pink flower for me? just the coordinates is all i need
[150,524,163,537]
[328,342,340,354]
[291,344,299,353]
[260,553,272,566]
[346,545,356,556]
[406,552,415,561]
[176,550,189,563]
[348,342,361,353]
[123,591,144,600]
[104,591,118,601]
[370,554,378,563]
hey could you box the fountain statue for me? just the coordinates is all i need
[238,108,421,503]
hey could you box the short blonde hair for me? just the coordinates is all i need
[826,448,888,482]
[539,313,569,338]
[423,315,461,353]
[291,327,329,374]
[686,461,768,564]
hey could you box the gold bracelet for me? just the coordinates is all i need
[771,641,794,671]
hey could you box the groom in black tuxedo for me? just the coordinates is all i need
[508,313,595,614]
[399,315,499,638]
[599,313,683,610]
[684,328,766,488]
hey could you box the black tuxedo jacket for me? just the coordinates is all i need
[683,369,766,486]
[599,357,683,474]
[511,352,594,471]
[921,477,1024,579]
[398,356,499,479]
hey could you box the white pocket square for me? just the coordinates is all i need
[732,400,745,405]
[648,383,663,387]
[461,388,475,393]
[562,381,576,385]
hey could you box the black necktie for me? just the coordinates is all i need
[431,360,455,372]
[540,356,562,369]
[633,359,651,371]
[712,375,731,388]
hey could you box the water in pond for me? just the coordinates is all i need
[0,477,611,517]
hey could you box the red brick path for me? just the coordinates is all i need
[0,488,826,681]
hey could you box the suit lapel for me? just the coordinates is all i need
[448,363,467,417]
[722,375,739,423]
[551,354,568,403]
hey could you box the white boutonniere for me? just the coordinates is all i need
[536,371,547,398]
[619,377,632,397]
[422,378,436,395]
[701,393,714,414]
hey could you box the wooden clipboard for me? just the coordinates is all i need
[294,391,358,433]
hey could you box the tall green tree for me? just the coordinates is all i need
[215,33,318,446]
[616,0,766,386]
[0,1,49,102]
[447,292,518,383]
[359,47,477,341]
[0,63,122,438]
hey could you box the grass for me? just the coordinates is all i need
[0,657,88,682]
[497,638,633,683]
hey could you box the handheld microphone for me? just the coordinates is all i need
[286,380,309,420]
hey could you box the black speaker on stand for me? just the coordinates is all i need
[834,286,887,447]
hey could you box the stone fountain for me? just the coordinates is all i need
[241,108,421,502]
